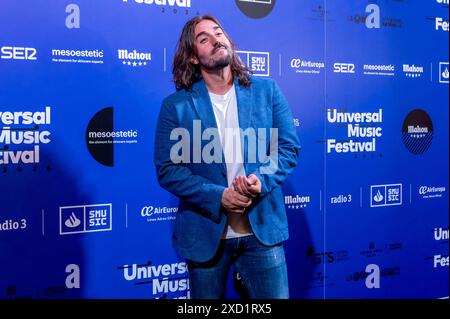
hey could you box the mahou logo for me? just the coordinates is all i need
[235,0,276,19]
[402,109,433,155]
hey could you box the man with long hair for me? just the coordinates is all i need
[154,15,300,299]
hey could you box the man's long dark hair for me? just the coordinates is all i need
[172,15,252,91]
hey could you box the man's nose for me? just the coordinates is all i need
[211,35,221,46]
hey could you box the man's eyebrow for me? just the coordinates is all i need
[195,26,223,41]
[195,31,208,41]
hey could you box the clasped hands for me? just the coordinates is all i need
[221,174,261,214]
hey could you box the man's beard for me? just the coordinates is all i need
[199,45,233,71]
[206,54,232,70]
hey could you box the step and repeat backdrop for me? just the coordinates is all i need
[0,0,448,299]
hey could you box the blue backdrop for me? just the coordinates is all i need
[0,0,448,299]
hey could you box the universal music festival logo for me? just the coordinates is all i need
[235,0,276,19]
[122,0,191,7]
[0,106,52,172]
[401,109,433,155]
[120,0,197,15]
[120,261,190,299]
[324,108,383,158]
[85,107,138,167]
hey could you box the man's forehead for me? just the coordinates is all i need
[194,20,222,35]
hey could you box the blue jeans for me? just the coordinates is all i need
[186,235,289,299]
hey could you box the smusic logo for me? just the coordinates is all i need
[370,183,402,207]
[402,109,433,155]
[236,50,270,76]
[60,203,112,235]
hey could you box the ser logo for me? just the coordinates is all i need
[333,63,355,74]
[1,46,37,60]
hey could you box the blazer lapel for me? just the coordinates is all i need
[190,80,218,130]
[234,78,253,132]
[190,80,228,177]
[234,78,253,170]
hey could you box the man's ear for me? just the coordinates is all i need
[190,56,199,65]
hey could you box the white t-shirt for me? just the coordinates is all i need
[209,85,253,239]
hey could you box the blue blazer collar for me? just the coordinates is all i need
[190,78,253,131]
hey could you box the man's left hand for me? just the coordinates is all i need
[233,174,261,198]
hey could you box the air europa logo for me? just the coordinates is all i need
[419,185,446,199]
[290,58,325,74]
[235,0,276,19]
[141,205,177,222]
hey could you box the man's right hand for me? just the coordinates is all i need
[221,187,252,214]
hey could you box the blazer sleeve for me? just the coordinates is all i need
[153,97,225,223]
[251,79,301,197]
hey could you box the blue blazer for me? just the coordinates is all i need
[154,77,300,262]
